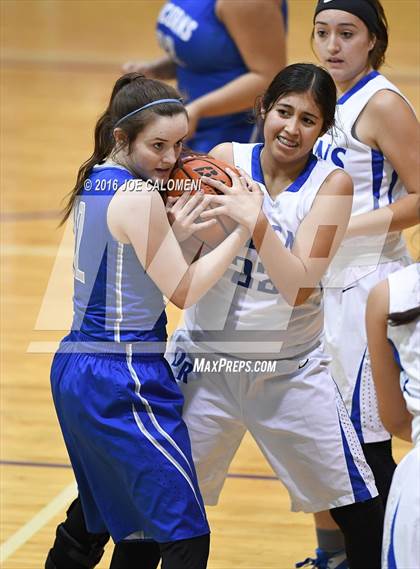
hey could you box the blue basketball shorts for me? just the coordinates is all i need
[50,343,209,543]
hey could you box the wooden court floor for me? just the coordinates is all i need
[0,1,418,567]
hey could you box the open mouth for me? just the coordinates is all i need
[327,58,344,64]
[277,135,298,148]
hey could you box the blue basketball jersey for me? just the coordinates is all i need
[156,0,288,151]
[52,165,209,543]
[71,164,167,344]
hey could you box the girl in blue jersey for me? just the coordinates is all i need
[46,73,255,569]
[124,0,287,152]
[304,1,420,566]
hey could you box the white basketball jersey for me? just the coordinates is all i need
[315,71,410,266]
[387,263,420,445]
[184,143,340,358]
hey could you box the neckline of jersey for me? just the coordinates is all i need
[251,143,318,199]
[93,162,133,175]
[337,70,380,106]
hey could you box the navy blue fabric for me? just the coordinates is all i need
[157,0,288,152]
[51,349,209,543]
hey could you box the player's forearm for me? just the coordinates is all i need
[188,72,272,118]
[149,56,177,80]
[346,194,420,238]
[251,213,314,306]
[173,226,249,308]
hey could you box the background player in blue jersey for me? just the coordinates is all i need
[366,264,420,569]
[304,1,420,567]
[46,72,255,569]
[168,64,384,569]
[124,0,287,152]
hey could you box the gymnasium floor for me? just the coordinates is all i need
[1,1,418,567]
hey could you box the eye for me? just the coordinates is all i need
[302,117,316,126]
[341,31,353,39]
[316,29,327,38]
[153,142,163,150]
[277,108,290,117]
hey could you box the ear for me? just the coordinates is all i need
[368,34,377,52]
[113,127,127,144]
[260,107,266,120]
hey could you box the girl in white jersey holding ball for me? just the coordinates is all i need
[168,63,384,569]
[304,1,419,567]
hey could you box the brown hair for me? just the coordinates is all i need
[61,73,186,224]
[366,0,388,69]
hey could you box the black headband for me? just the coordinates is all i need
[314,0,380,34]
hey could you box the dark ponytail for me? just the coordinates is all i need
[388,306,420,327]
[60,73,185,225]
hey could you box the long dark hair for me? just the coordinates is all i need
[388,306,420,326]
[61,73,186,224]
[256,63,336,135]
[365,0,388,69]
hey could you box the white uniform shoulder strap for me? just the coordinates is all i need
[388,264,420,314]
[337,71,412,128]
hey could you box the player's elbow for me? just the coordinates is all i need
[287,288,315,307]
[381,414,412,443]
[169,290,189,309]
[169,281,196,309]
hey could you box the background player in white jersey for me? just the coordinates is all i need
[46,73,255,569]
[305,1,420,566]
[366,263,420,569]
[168,63,384,569]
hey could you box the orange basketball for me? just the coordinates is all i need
[167,156,239,251]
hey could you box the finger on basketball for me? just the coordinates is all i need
[201,176,231,194]
[225,167,240,179]
[166,196,179,207]
[185,195,212,221]
[200,205,227,219]
[238,168,260,193]
[172,189,198,211]
[190,219,218,233]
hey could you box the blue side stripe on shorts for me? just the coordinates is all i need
[350,349,366,443]
[338,422,372,502]
[388,500,400,569]
[125,347,206,519]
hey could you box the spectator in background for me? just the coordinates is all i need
[124,0,287,152]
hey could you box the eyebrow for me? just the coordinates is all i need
[315,20,358,28]
[277,103,320,120]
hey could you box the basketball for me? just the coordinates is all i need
[167,156,239,250]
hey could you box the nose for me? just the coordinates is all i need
[284,116,299,136]
[327,33,340,54]
[162,147,178,166]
